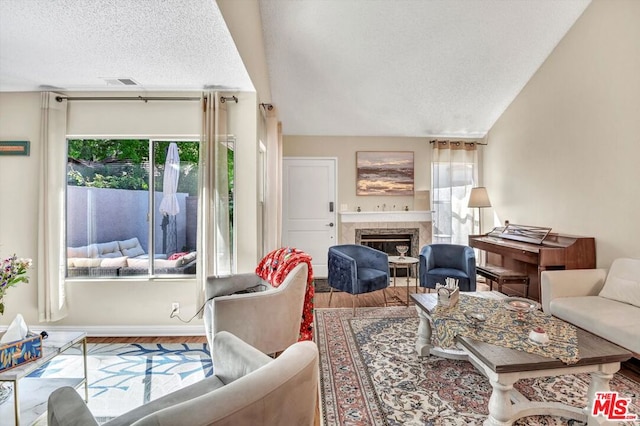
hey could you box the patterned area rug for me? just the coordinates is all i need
[29,343,212,425]
[315,307,640,426]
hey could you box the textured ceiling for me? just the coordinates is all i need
[259,0,591,137]
[0,0,591,138]
[0,0,253,92]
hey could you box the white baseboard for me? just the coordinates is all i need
[2,325,206,337]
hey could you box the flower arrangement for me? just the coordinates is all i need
[1,254,32,315]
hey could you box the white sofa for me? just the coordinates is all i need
[541,257,640,355]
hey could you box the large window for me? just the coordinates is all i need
[65,139,203,278]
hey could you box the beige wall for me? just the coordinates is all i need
[283,136,433,213]
[0,92,42,326]
[0,91,260,331]
[217,0,271,103]
[484,0,640,267]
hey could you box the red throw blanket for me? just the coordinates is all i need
[255,247,314,342]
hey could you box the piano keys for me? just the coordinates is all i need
[469,226,596,302]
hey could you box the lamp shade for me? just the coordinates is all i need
[468,187,492,208]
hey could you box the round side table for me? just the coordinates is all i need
[388,255,419,306]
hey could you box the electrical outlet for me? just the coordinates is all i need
[171,302,180,315]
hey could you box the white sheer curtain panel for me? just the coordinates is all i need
[196,92,232,311]
[431,141,479,246]
[38,92,69,321]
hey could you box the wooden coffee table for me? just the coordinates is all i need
[411,292,633,426]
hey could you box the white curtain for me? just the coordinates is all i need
[431,141,479,246]
[196,92,232,310]
[38,92,68,321]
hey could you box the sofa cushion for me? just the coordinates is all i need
[96,241,123,258]
[101,256,129,268]
[598,257,640,308]
[182,251,197,263]
[550,295,640,354]
[118,238,146,258]
[68,245,89,258]
[69,257,102,267]
[68,244,99,258]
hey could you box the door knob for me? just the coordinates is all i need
[326,222,334,227]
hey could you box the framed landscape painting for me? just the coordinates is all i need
[356,151,414,195]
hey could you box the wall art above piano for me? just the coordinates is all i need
[356,151,414,196]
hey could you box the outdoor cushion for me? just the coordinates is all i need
[181,251,197,263]
[101,256,128,268]
[68,258,102,267]
[68,244,99,258]
[68,246,89,258]
[118,238,146,258]
[96,241,123,258]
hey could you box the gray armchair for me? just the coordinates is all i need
[328,244,389,315]
[419,243,476,291]
[204,263,309,355]
[48,331,319,426]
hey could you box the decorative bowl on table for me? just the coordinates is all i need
[464,310,487,324]
[528,326,550,345]
[396,245,409,259]
[503,297,540,312]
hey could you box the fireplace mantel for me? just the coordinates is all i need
[339,210,432,223]
[339,210,433,249]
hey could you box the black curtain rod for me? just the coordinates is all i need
[55,95,200,103]
[429,139,488,146]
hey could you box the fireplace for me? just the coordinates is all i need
[356,228,420,277]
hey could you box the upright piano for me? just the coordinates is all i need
[469,224,596,302]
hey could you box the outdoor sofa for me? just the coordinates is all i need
[67,237,196,277]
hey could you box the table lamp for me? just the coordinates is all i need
[468,187,491,234]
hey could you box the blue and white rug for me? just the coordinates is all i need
[29,343,212,425]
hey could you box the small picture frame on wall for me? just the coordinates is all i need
[0,141,30,156]
[356,151,414,196]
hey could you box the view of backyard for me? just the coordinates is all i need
[64,139,234,278]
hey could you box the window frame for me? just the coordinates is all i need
[65,137,201,279]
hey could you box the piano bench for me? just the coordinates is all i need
[476,265,530,298]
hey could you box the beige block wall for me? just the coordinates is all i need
[484,0,640,267]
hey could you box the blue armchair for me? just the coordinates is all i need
[328,244,390,315]
[419,244,476,291]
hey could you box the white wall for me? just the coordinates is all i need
[0,91,261,331]
[484,0,640,267]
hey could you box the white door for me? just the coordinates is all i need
[282,158,337,277]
